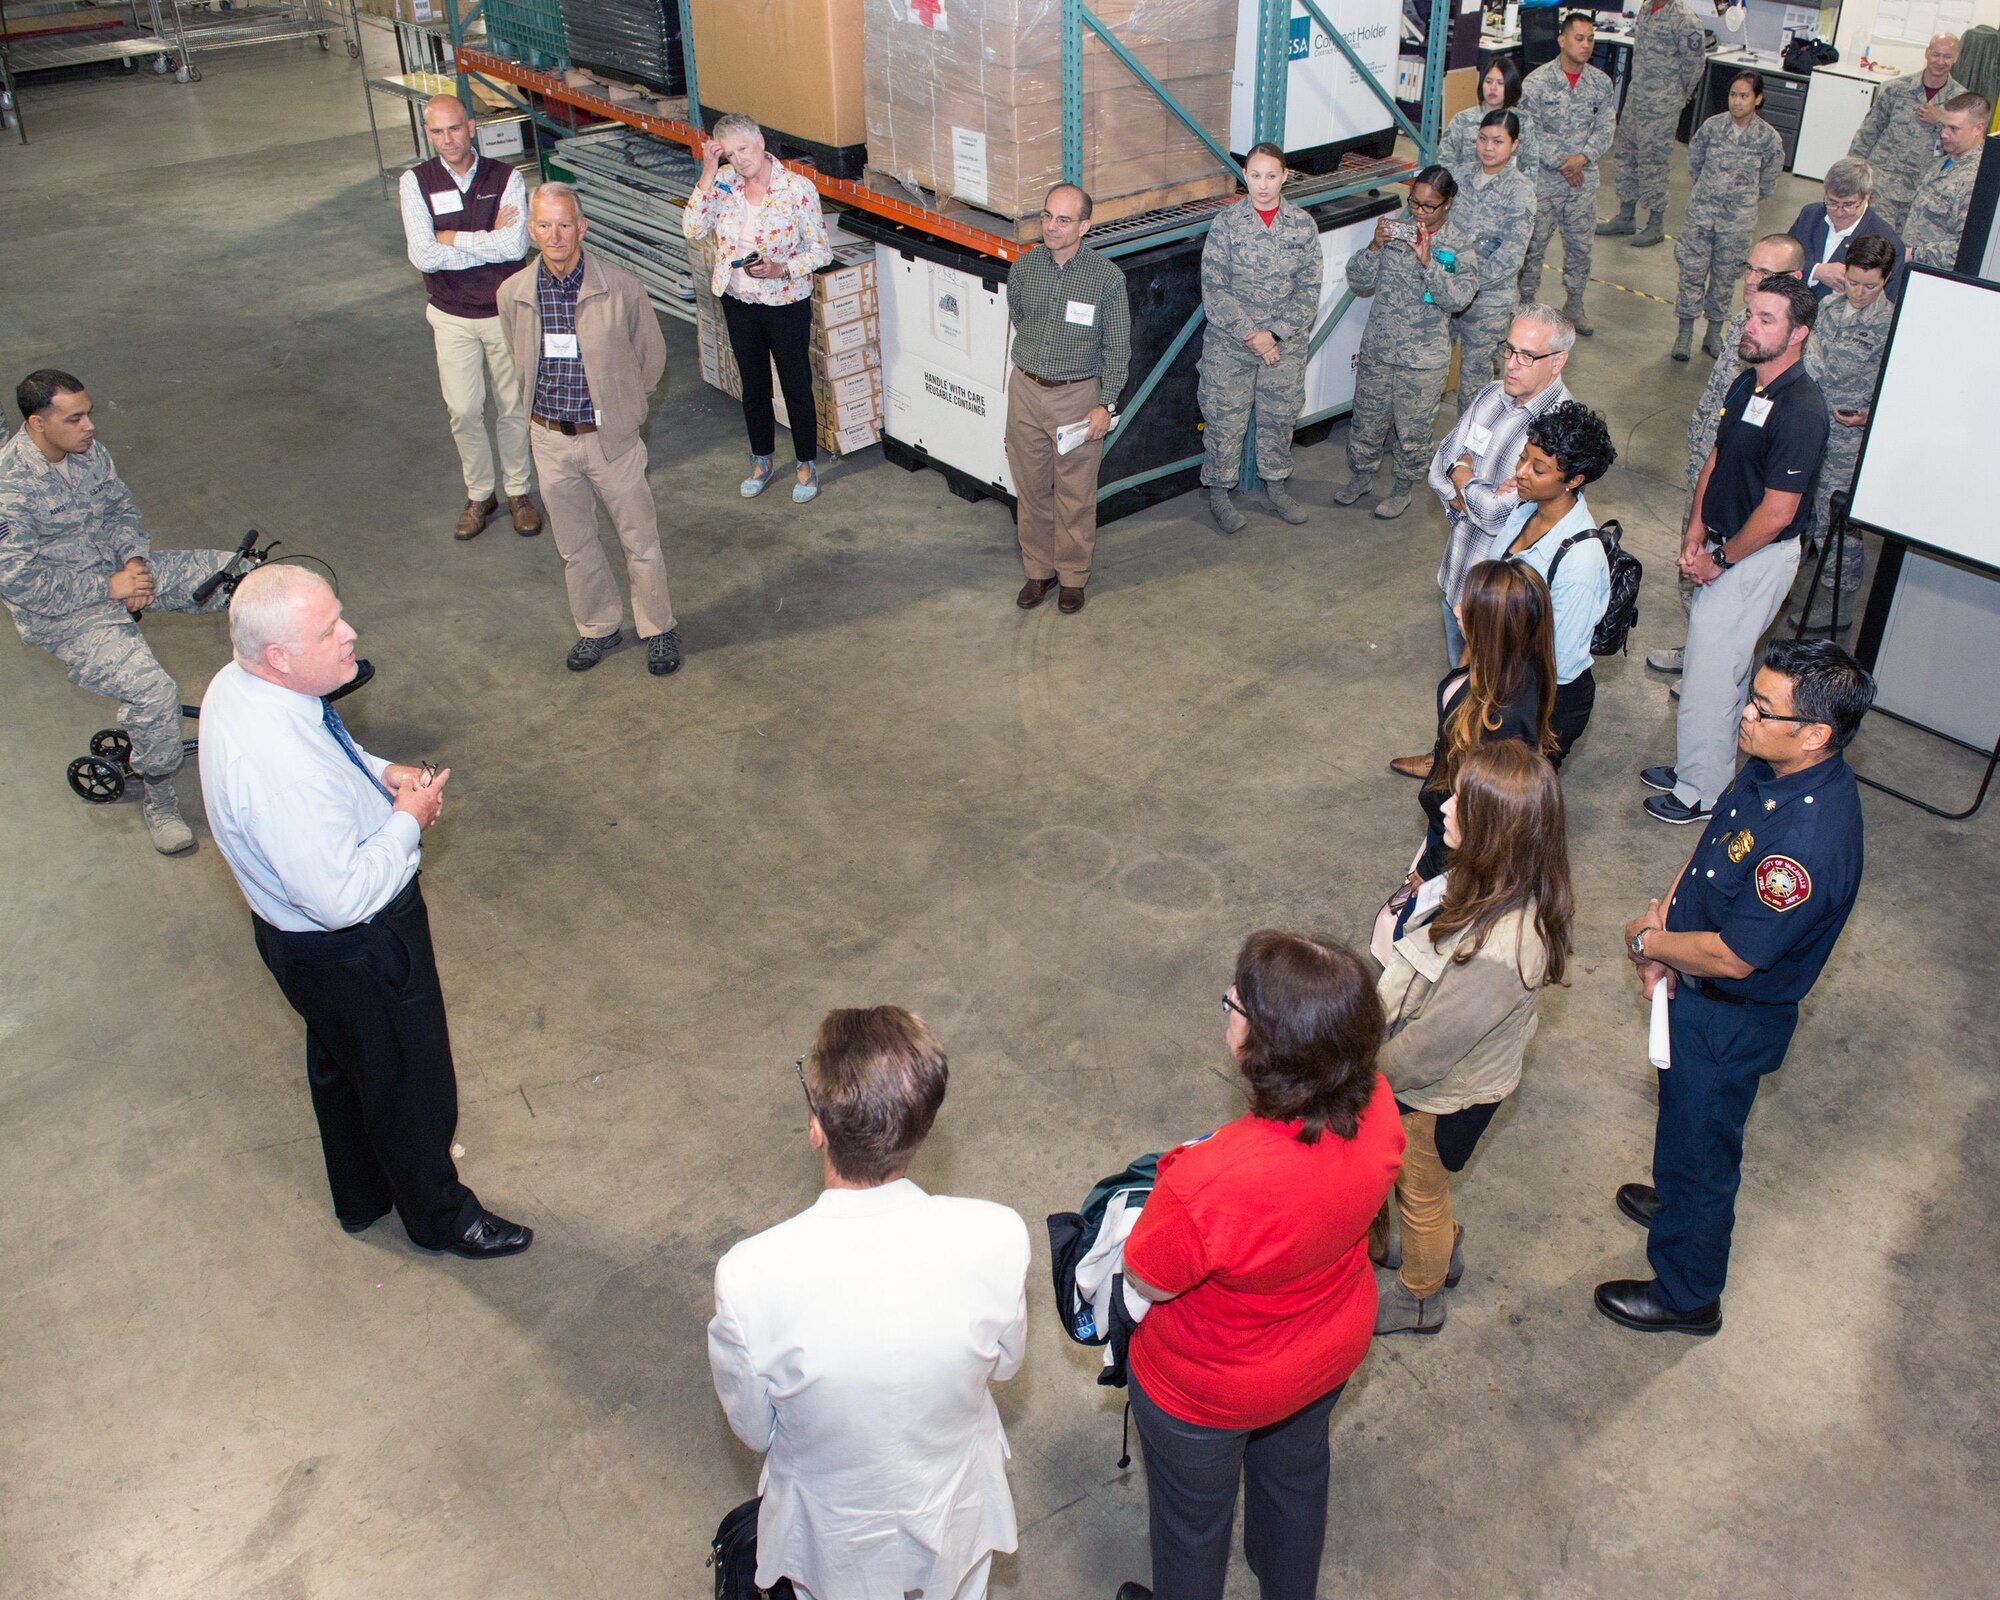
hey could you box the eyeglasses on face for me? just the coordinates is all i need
[1498,342,1557,365]
[1407,196,1447,213]
[794,1056,815,1115]
[1744,698,1817,727]
[1221,991,1251,1021]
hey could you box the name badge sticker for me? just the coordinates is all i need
[1064,299,1096,327]
[1465,422,1494,455]
[429,187,465,216]
[1743,394,1773,427]
[543,332,580,359]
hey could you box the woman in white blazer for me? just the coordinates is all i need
[708,1007,1031,1600]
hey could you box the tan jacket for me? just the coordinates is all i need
[496,251,666,462]
[1376,904,1548,1115]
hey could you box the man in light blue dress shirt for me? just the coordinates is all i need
[200,565,532,1259]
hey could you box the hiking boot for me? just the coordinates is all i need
[1373,482,1413,519]
[141,776,195,855]
[1264,481,1310,525]
[644,628,684,676]
[1596,201,1636,236]
[1632,210,1666,248]
[565,630,625,672]
[1208,484,1247,535]
[1672,321,1694,362]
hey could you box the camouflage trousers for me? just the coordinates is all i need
[1525,182,1597,302]
[1348,356,1451,487]
[33,549,234,778]
[1451,297,1517,417]
[1199,336,1309,487]
[1612,103,1681,213]
[1674,217,1753,323]
[1809,423,1867,593]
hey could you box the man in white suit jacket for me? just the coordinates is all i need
[709,1007,1031,1600]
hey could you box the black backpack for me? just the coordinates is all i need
[1543,517,1643,657]
[1783,37,1839,74]
[708,1498,797,1600]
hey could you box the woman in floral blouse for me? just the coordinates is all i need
[682,114,835,503]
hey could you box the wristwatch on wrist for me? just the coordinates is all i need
[1631,927,1652,960]
[1103,402,1119,420]
[1711,540,1733,570]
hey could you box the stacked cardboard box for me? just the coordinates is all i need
[690,237,884,459]
[863,0,1237,235]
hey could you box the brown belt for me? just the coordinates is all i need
[1016,367,1092,388]
[532,414,597,435]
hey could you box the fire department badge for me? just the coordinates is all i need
[1755,855,1811,910]
[1726,830,1755,863]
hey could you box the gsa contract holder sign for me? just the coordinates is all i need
[1843,264,2000,818]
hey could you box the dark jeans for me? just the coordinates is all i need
[1549,668,1596,770]
[1129,1370,1346,1600]
[720,293,818,462]
[1648,984,1798,1310]
[251,875,477,1248]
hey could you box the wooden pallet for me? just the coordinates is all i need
[861,169,1239,246]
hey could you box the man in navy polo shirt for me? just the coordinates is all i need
[1641,274,1830,824]
[1600,639,1873,1334]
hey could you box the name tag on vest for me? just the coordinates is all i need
[1065,299,1096,327]
[429,187,465,216]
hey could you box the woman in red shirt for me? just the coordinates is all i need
[1114,931,1405,1600]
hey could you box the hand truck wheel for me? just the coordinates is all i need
[68,756,127,803]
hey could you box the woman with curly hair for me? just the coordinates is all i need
[1371,741,1575,1335]
[1407,559,1558,882]
[1493,398,1616,765]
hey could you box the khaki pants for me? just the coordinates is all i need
[529,425,675,640]
[1004,369,1101,587]
[1390,1110,1455,1299]
[426,303,532,501]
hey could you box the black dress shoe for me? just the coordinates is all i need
[1115,1585,1154,1600]
[1594,1277,1720,1335]
[339,1209,390,1236]
[1617,1182,1661,1226]
[447,1207,534,1259]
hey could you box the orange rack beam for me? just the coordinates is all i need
[458,47,1032,262]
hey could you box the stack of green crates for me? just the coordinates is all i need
[482,0,568,71]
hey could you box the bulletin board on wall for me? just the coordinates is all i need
[1869,0,1977,46]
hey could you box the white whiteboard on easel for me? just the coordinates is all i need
[1847,268,2000,571]
[1870,0,1975,46]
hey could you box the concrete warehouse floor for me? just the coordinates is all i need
[2,44,1996,1600]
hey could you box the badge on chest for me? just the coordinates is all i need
[1743,394,1773,428]
[1726,829,1755,863]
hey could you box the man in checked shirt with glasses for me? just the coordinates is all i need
[1003,184,1132,617]
[497,184,683,676]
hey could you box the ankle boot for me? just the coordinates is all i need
[1564,294,1593,337]
[141,776,195,855]
[1596,200,1637,236]
[1702,320,1725,358]
[1264,480,1309,524]
[1672,320,1694,362]
[1208,484,1247,534]
[1631,209,1666,247]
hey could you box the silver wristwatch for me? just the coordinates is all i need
[1631,927,1651,959]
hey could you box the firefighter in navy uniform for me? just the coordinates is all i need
[1599,638,1875,1334]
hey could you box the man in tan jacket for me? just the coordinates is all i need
[497,184,681,675]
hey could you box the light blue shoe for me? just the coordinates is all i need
[739,455,775,498]
[791,461,820,504]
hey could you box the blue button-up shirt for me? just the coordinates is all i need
[1493,494,1610,686]
[1664,753,1865,1005]
[532,258,594,424]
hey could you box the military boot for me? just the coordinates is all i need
[1631,209,1667,248]
[141,776,195,855]
[1702,320,1725,358]
[1331,474,1373,506]
[1208,484,1247,535]
[1596,201,1637,236]
[1564,293,1594,337]
[1672,320,1695,362]
[1373,482,1414,520]
[1264,481,1310,525]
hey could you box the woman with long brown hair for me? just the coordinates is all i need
[1408,558,1557,881]
[1371,741,1575,1336]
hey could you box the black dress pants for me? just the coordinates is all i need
[1549,668,1596,769]
[1129,1370,1347,1600]
[720,294,818,462]
[252,875,476,1248]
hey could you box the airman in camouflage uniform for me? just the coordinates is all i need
[0,375,235,855]
[1198,189,1326,532]
[1437,102,1539,187]
[1335,184,1481,520]
[1519,23,1619,335]
[1792,268,1894,628]
[1447,132,1537,417]
[1847,34,1965,230]
[1903,101,1988,267]
[1601,0,1710,246]
[1673,93,1786,357]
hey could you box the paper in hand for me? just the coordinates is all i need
[1648,981,1672,1070]
[1056,422,1092,455]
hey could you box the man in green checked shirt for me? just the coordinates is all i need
[1004,183,1132,617]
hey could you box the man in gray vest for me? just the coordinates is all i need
[400,93,540,542]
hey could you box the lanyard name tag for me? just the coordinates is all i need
[428,187,464,215]
[1464,422,1494,455]
[543,331,580,359]
[1064,298,1096,327]
[1743,394,1773,427]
